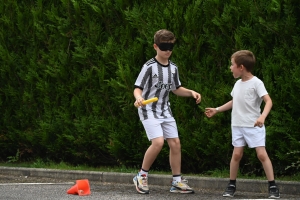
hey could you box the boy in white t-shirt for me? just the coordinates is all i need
[205,50,280,199]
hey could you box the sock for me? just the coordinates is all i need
[268,180,276,187]
[172,174,181,182]
[139,168,149,176]
[229,179,236,186]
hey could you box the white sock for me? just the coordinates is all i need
[139,169,148,177]
[173,176,181,182]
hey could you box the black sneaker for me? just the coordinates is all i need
[222,183,236,197]
[269,185,280,199]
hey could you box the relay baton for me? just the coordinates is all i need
[134,97,158,108]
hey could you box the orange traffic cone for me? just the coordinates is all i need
[67,179,91,196]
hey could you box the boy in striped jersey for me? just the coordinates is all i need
[133,29,201,194]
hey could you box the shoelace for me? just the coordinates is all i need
[140,175,148,186]
[182,177,188,183]
[226,184,236,191]
[269,186,278,193]
[170,176,188,183]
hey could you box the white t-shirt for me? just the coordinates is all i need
[231,76,268,127]
[134,58,181,121]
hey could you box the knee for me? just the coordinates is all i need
[152,138,165,149]
[168,138,181,149]
[257,153,268,162]
[232,152,243,161]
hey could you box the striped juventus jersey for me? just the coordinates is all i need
[134,58,181,121]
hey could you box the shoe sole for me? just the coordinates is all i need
[170,187,194,194]
[133,177,149,194]
[268,196,280,199]
[223,194,234,197]
[170,190,194,194]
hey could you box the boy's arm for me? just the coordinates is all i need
[254,94,272,127]
[133,88,144,107]
[205,100,233,118]
[172,87,201,104]
[215,100,233,113]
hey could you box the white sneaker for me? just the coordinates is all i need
[133,173,149,194]
[170,180,194,193]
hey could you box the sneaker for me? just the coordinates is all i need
[222,183,236,197]
[170,180,194,194]
[181,176,188,184]
[133,173,149,194]
[269,185,280,199]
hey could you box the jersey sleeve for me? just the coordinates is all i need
[134,64,152,90]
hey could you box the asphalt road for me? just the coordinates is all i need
[0,174,299,200]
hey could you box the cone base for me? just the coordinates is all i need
[67,179,91,196]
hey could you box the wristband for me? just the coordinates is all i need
[216,107,219,112]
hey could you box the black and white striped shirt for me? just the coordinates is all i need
[134,58,181,120]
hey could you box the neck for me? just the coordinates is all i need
[241,74,254,82]
[155,56,169,65]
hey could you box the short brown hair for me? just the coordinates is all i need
[231,50,256,72]
[154,29,176,45]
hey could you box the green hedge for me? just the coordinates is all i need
[0,0,299,176]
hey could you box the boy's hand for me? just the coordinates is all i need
[254,115,266,127]
[205,108,218,118]
[134,96,145,107]
[191,91,201,104]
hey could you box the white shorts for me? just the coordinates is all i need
[231,126,266,148]
[141,117,178,141]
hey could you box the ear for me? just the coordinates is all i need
[153,43,158,50]
[239,64,244,70]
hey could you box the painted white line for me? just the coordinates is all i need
[0,182,74,186]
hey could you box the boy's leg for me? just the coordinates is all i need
[141,118,165,170]
[230,147,244,180]
[223,126,245,197]
[255,146,280,198]
[223,147,244,197]
[167,137,194,193]
[142,137,165,171]
[133,119,164,194]
[161,118,181,175]
[244,126,280,198]
[163,119,194,193]
[166,137,181,175]
[255,147,280,199]
[255,146,274,181]
[230,126,246,180]
[243,126,274,179]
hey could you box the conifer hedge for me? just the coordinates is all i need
[0,0,299,176]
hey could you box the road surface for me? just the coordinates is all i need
[0,174,298,199]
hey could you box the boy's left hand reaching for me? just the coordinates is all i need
[191,91,201,104]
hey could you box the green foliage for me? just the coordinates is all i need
[0,0,300,177]
[7,149,20,163]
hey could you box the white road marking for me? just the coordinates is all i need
[0,182,74,185]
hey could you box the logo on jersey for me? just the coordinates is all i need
[155,81,172,91]
[171,69,176,77]
[153,74,158,78]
